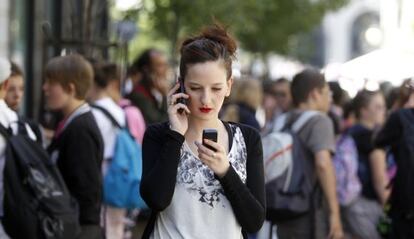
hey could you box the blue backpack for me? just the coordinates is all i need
[91,105,147,209]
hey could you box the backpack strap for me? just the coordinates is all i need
[14,117,30,136]
[0,123,11,139]
[91,104,123,129]
[291,111,319,132]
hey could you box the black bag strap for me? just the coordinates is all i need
[0,123,11,139]
[15,117,30,136]
[222,121,234,151]
[91,104,125,129]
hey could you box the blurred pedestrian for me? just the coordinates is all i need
[261,78,292,135]
[126,49,170,124]
[275,69,343,239]
[0,58,15,239]
[89,62,129,239]
[345,90,389,239]
[4,61,42,144]
[140,24,265,239]
[44,54,104,239]
[375,81,414,239]
[221,78,263,130]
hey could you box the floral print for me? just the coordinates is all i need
[176,124,247,208]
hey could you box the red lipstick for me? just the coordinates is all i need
[199,107,212,113]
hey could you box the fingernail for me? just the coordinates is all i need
[194,141,199,146]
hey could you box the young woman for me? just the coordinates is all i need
[346,90,390,239]
[140,25,265,239]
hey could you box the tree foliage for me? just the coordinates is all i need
[139,0,348,57]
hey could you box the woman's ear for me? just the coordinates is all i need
[225,77,233,97]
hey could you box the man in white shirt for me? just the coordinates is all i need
[0,58,14,239]
[0,58,37,239]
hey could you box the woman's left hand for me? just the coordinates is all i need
[195,139,230,178]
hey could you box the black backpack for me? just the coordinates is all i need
[0,122,81,239]
[391,109,414,217]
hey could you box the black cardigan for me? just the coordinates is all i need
[48,112,104,225]
[140,121,265,238]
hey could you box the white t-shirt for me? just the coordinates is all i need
[91,97,126,174]
[151,125,247,239]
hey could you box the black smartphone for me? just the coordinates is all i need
[175,77,187,114]
[202,128,218,152]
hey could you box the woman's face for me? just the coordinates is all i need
[5,75,24,111]
[184,61,232,121]
[363,93,386,126]
[42,80,72,111]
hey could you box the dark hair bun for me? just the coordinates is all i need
[199,24,237,57]
[181,24,237,58]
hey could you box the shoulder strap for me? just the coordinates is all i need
[91,104,122,129]
[222,121,235,151]
[0,123,11,139]
[15,116,29,136]
[291,111,319,133]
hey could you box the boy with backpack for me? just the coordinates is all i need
[270,69,343,239]
[0,57,83,239]
[44,54,104,239]
[89,62,145,239]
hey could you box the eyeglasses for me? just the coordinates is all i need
[274,91,287,98]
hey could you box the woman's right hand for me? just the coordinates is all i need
[168,83,190,135]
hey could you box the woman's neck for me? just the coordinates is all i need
[62,99,85,118]
[186,117,222,139]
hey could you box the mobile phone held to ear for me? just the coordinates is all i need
[202,128,218,152]
[175,77,187,114]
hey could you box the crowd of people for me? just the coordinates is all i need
[0,23,413,239]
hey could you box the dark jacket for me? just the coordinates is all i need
[140,121,265,238]
[236,102,261,131]
[48,111,104,225]
[126,84,168,125]
[348,124,378,201]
